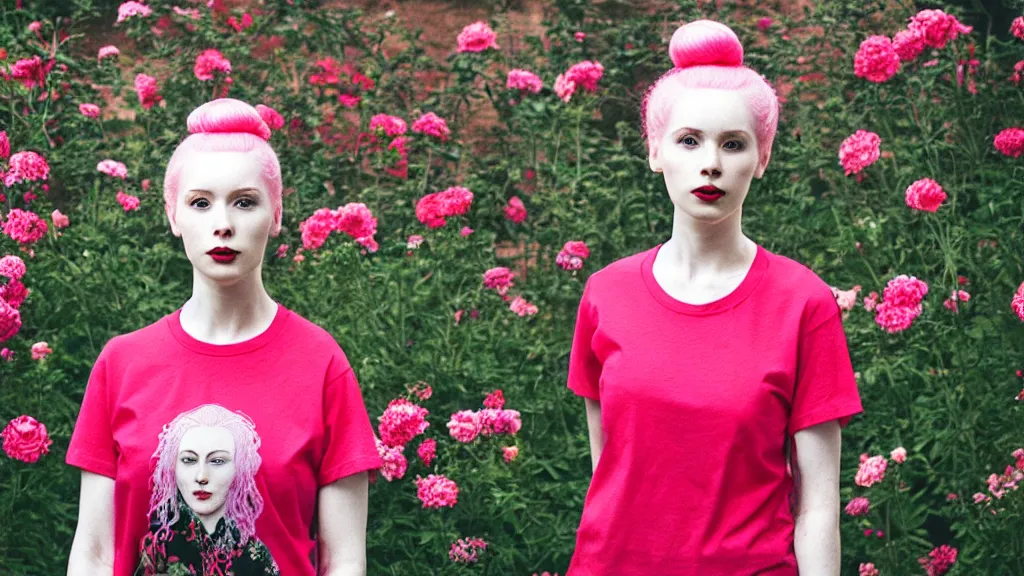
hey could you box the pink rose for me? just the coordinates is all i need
[1,415,53,463]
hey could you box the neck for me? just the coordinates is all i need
[663,204,755,281]
[197,509,226,536]
[179,265,277,345]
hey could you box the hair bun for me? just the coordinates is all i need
[668,20,744,70]
[186,98,272,141]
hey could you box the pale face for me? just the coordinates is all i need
[175,426,236,531]
[649,89,765,225]
[171,151,274,286]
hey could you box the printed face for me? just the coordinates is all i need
[175,425,236,528]
[171,151,274,285]
[650,89,764,225]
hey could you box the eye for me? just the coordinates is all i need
[724,140,745,151]
[678,135,698,146]
[189,198,210,209]
[210,457,228,465]
[236,197,257,209]
[180,456,196,465]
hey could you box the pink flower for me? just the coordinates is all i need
[97,45,120,60]
[299,208,336,250]
[831,285,862,312]
[417,438,436,467]
[905,178,947,212]
[557,240,590,271]
[0,348,12,362]
[483,389,505,410]
[1012,281,1024,321]
[447,410,481,443]
[565,61,604,91]
[227,12,253,33]
[460,226,474,236]
[884,274,929,307]
[506,69,543,93]
[79,103,101,119]
[838,130,881,176]
[855,454,888,487]
[97,159,128,179]
[338,94,361,108]
[574,31,586,42]
[407,235,424,250]
[255,105,284,131]
[2,209,48,245]
[892,28,926,62]
[377,398,430,448]
[503,445,519,463]
[415,186,474,228]
[479,409,522,436]
[116,1,152,23]
[1012,17,1024,40]
[874,301,921,333]
[449,537,487,563]
[918,545,957,576]
[134,74,162,109]
[908,9,973,49]
[1,279,28,309]
[972,492,990,504]
[275,244,288,258]
[375,438,407,482]
[335,202,378,251]
[5,151,50,185]
[859,563,879,576]
[943,289,970,313]
[0,299,21,343]
[994,127,1024,158]
[0,131,8,159]
[757,17,773,31]
[194,49,231,81]
[28,21,42,33]
[172,6,201,19]
[483,267,515,295]
[30,341,52,360]
[8,56,53,89]
[890,446,907,463]
[456,21,499,53]
[369,114,407,137]
[141,179,151,191]
[412,112,450,141]
[415,474,459,508]
[844,496,870,516]
[384,136,409,180]
[0,256,26,281]
[509,296,538,317]
[503,196,527,223]
[554,73,576,103]
[116,191,141,212]
[1,415,53,463]
[854,36,901,83]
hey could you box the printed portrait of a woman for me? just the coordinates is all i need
[134,404,279,576]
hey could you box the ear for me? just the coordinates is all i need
[754,156,769,179]
[649,145,663,173]
[166,206,182,237]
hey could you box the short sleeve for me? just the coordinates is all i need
[567,280,602,400]
[319,366,382,487]
[788,308,864,435]
[66,350,118,478]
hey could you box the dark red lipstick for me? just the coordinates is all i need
[193,490,212,500]
[207,247,239,264]
[691,185,725,203]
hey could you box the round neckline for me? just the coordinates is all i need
[641,242,769,315]
[166,302,290,356]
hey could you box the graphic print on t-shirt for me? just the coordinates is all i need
[134,404,280,576]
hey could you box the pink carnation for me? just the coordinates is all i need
[8,56,53,89]
[415,186,474,228]
[116,1,152,23]
[412,112,450,141]
[483,267,515,295]
[299,208,336,250]
[905,178,947,212]
[1012,17,1024,41]
[863,291,880,311]
[369,114,407,137]
[1,415,53,463]
[908,9,973,49]
[509,296,538,317]
[831,285,862,312]
[79,103,101,119]
[415,474,459,508]
[449,537,487,563]
[918,545,957,576]
[1,279,29,309]
[844,496,870,516]
[875,302,922,333]
[853,36,901,83]
[335,202,378,252]
[97,45,120,60]
[483,389,504,410]
[554,73,577,103]
[479,408,522,436]
[5,151,50,185]
[417,438,436,467]
[0,256,26,281]
[456,21,499,53]
[859,563,879,576]
[194,49,232,81]
[97,159,128,179]
[507,69,543,93]
[1011,281,1024,321]
[892,28,926,62]
[757,17,773,31]
[557,240,590,271]
[0,299,21,343]
[31,341,52,360]
[377,398,430,448]
[116,191,141,212]
[134,74,162,109]
[503,196,527,223]
[460,226,474,236]
[838,130,881,176]
[172,6,201,19]
[338,94,361,108]
[890,446,907,463]
[2,209,48,245]
[883,274,929,307]
[375,438,407,482]
[565,61,604,91]
[943,289,970,313]
[407,235,425,250]
[855,454,888,487]
[447,410,481,443]
[0,131,8,159]
[503,445,519,463]
[255,104,284,131]
[994,127,1024,158]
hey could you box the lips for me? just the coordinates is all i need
[193,490,212,501]
[692,185,725,202]
[207,247,239,263]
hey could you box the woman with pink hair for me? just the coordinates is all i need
[67,99,381,576]
[566,20,862,574]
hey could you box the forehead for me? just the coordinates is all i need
[179,426,235,454]
[664,89,756,137]
[177,151,266,196]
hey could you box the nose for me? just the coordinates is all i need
[701,147,722,178]
[195,463,209,485]
[211,204,233,239]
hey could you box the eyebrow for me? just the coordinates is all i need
[187,187,261,195]
[673,127,751,138]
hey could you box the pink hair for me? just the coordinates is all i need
[147,404,264,545]
[163,98,283,236]
[641,20,780,170]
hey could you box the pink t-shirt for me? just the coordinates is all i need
[67,303,382,576]
[566,244,863,575]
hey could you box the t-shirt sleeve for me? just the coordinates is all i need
[319,364,382,487]
[788,299,864,436]
[66,348,118,478]
[567,280,602,400]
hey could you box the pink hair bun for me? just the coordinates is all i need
[186,98,272,141]
[669,20,744,70]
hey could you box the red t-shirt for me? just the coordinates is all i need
[67,303,382,576]
[566,244,863,575]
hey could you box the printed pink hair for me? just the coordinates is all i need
[147,404,264,545]
[163,98,283,236]
[641,20,780,170]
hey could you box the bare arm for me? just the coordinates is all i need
[584,398,604,473]
[792,420,842,576]
[67,471,115,576]
[317,471,369,576]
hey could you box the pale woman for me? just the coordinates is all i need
[66,98,382,576]
[565,20,863,575]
